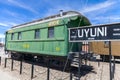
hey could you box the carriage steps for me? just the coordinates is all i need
[70,52,81,67]
[69,52,82,80]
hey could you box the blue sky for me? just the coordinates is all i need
[0,0,120,38]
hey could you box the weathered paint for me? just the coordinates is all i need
[5,13,91,56]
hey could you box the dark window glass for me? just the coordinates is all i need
[48,27,54,38]
[18,32,22,40]
[35,29,40,39]
[11,33,14,40]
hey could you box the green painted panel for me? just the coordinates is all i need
[22,31,34,40]
[7,34,11,40]
[12,33,17,40]
[55,25,64,38]
[5,14,91,57]
[7,40,66,56]
[41,28,47,39]
[53,41,65,54]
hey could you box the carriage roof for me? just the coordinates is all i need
[11,11,82,29]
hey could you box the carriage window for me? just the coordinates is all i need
[11,33,14,40]
[104,41,109,48]
[18,32,22,40]
[35,29,40,39]
[48,27,54,38]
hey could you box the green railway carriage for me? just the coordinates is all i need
[5,11,91,58]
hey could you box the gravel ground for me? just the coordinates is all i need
[0,47,120,80]
[0,69,18,80]
[0,58,71,80]
[0,57,120,80]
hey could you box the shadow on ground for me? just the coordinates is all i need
[71,65,96,77]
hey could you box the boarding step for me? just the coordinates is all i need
[71,57,80,67]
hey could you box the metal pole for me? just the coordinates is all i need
[70,72,73,80]
[112,57,115,79]
[20,57,23,74]
[11,58,14,71]
[47,59,50,80]
[85,57,87,65]
[31,59,34,79]
[78,43,81,80]
[98,60,100,67]
[85,42,87,65]
[78,53,81,80]
[4,58,7,68]
[70,61,73,80]
[109,41,112,80]
[0,57,1,65]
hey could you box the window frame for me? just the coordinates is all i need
[18,32,22,40]
[34,29,40,39]
[48,27,54,38]
[104,41,109,48]
[11,33,14,40]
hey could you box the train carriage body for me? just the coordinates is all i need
[5,11,91,58]
[91,41,120,56]
[89,23,120,60]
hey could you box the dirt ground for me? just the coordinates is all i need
[0,69,18,80]
[0,57,120,80]
[0,47,120,80]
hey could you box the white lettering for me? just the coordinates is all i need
[97,27,104,36]
[84,29,89,37]
[105,27,107,36]
[77,27,107,38]
[90,28,96,37]
[78,29,83,37]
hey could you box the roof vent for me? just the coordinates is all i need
[60,10,63,17]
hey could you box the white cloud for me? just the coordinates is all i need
[0,34,5,38]
[44,6,75,17]
[94,16,120,20]
[81,0,117,13]
[96,16,120,22]
[8,22,18,26]
[44,0,117,18]
[0,22,17,27]
[88,15,120,25]
[7,0,38,14]
[0,23,9,27]
[4,10,18,17]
